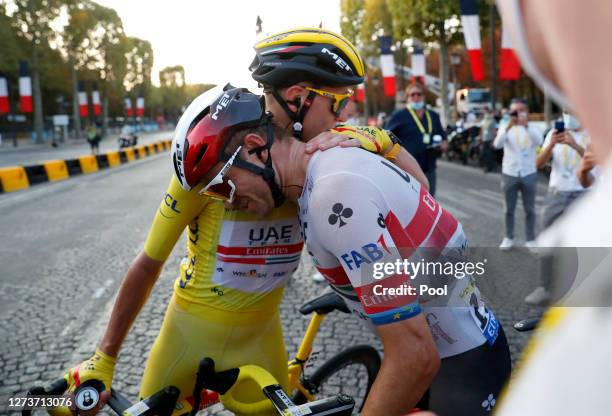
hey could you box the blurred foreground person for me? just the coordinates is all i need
[496,0,612,414]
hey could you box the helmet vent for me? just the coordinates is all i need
[194,144,208,166]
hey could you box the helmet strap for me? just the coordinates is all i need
[271,89,316,140]
[225,114,286,207]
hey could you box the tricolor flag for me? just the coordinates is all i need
[355,84,365,103]
[18,61,32,113]
[92,82,101,116]
[499,25,521,80]
[78,81,88,117]
[0,73,9,114]
[459,0,485,81]
[411,45,426,84]
[124,97,133,117]
[379,36,396,97]
[136,96,145,117]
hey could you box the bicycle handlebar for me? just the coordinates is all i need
[22,357,354,416]
[219,364,277,414]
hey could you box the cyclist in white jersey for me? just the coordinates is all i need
[193,89,512,416]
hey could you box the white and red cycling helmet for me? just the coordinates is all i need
[171,84,265,192]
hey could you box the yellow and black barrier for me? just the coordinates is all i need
[0,139,172,193]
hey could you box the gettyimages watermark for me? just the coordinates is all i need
[349,246,612,309]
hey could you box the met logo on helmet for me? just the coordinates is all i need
[211,93,231,120]
[321,48,352,73]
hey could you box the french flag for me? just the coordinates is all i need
[355,84,365,103]
[125,97,133,117]
[78,81,88,117]
[18,61,32,113]
[411,44,426,84]
[379,36,396,97]
[92,82,101,116]
[136,96,145,117]
[459,0,485,82]
[0,73,9,114]
[499,25,521,80]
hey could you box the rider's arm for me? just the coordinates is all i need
[99,251,164,356]
[391,146,430,190]
[308,171,439,414]
[361,316,440,416]
[99,176,209,356]
[328,125,430,190]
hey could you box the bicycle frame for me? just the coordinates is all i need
[287,312,326,401]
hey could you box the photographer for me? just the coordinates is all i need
[524,112,587,305]
[538,112,586,228]
[493,98,542,252]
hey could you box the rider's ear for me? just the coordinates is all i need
[243,133,268,158]
[283,85,306,111]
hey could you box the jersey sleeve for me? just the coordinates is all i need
[307,172,422,325]
[143,175,211,261]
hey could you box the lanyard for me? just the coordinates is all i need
[407,106,432,135]
[562,134,582,169]
[510,126,530,150]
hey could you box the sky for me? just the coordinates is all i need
[96,0,341,90]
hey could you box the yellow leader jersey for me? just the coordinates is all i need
[144,176,303,312]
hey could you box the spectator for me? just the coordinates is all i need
[385,83,448,196]
[538,112,587,228]
[493,98,542,252]
[524,112,587,305]
[480,108,498,172]
[86,124,100,155]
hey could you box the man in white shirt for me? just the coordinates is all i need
[525,113,587,305]
[493,98,542,251]
[538,113,586,228]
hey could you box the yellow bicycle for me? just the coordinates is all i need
[23,292,381,416]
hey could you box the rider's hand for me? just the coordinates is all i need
[331,125,396,153]
[48,349,115,416]
[304,130,356,153]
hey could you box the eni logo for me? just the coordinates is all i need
[159,193,181,219]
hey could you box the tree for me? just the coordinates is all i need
[158,65,186,119]
[89,3,127,134]
[124,37,153,97]
[387,0,465,124]
[7,0,64,142]
[63,0,100,138]
[340,0,364,48]
[359,0,393,58]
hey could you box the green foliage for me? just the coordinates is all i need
[387,0,461,45]
[359,0,393,57]
[340,0,364,47]
[124,36,153,93]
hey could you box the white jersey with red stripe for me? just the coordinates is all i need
[298,147,499,358]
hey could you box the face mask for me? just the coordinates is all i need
[496,0,573,111]
[409,101,424,111]
[563,113,581,130]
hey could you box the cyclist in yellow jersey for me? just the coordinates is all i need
[51,28,429,416]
